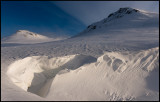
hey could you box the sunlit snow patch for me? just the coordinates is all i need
[6,54,96,97]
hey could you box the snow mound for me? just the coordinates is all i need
[6,54,96,97]
[97,47,159,73]
[2,30,64,44]
[6,47,159,100]
[47,47,159,101]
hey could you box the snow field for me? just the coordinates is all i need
[6,47,159,100]
[2,8,159,101]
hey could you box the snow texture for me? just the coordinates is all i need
[1,7,159,101]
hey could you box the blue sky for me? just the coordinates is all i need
[1,1,86,38]
[1,1,159,38]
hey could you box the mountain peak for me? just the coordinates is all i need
[17,30,30,32]
[16,30,34,34]
[107,7,139,18]
[15,30,39,37]
[81,7,157,34]
[115,7,138,14]
[2,30,67,44]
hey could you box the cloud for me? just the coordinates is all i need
[52,1,159,26]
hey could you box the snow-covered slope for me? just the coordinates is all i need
[79,7,158,35]
[71,7,159,50]
[2,30,64,44]
[1,8,159,101]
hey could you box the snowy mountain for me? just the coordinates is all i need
[79,7,158,34]
[1,8,159,101]
[2,30,64,44]
[71,7,158,41]
[72,7,159,50]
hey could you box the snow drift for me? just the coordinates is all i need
[7,47,159,100]
[6,54,96,97]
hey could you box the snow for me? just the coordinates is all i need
[6,54,96,97]
[2,30,65,44]
[80,8,158,34]
[47,47,159,101]
[1,8,159,101]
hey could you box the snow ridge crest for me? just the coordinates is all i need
[86,7,139,32]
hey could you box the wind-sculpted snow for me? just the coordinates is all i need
[1,8,159,101]
[6,47,159,101]
[6,54,97,97]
